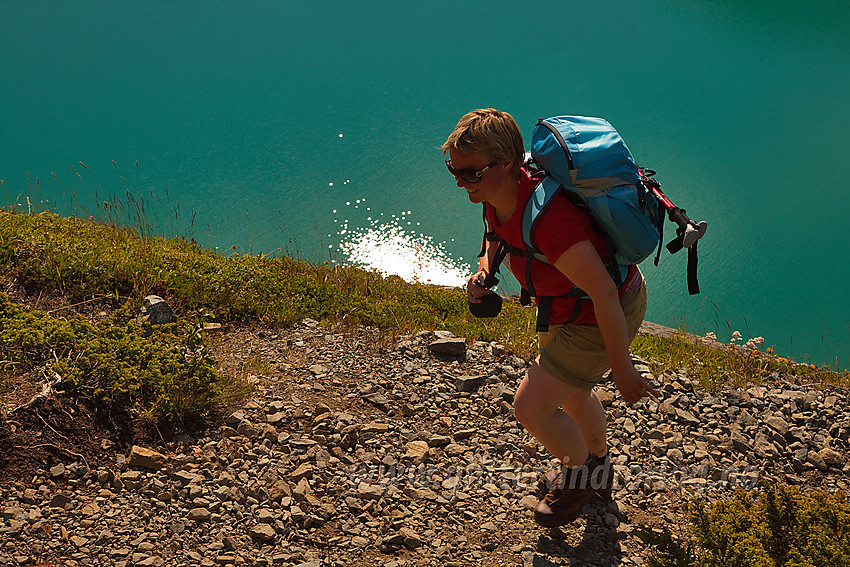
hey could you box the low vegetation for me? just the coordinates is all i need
[640,482,850,567]
[630,333,845,392]
[0,293,222,426]
[0,210,536,351]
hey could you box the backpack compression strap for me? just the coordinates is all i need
[642,170,701,295]
[661,206,700,295]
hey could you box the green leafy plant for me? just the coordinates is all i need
[641,482,850,567]
[0,293,225,425]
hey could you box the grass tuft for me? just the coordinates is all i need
[631,332,849,391]
[0,209,538,356]
[0,293,224,426]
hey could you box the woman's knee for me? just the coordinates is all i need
[513,362,569,429]
[513,383,535,430]
[513,371,541,430]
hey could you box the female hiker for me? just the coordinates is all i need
[442,108,659,527]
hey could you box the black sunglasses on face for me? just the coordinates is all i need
[446,159,497,183]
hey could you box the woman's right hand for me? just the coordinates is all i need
[466,270,491,303]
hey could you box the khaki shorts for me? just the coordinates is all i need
[537,279,647,391]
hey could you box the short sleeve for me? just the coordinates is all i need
[531,195,596,264]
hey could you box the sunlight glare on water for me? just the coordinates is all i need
[332,200,469,288]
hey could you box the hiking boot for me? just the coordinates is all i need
[536,453,614,500]
[535,470,559,497]
[591,453,614,500]
[533,454,614,527]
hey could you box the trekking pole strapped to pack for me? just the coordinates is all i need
[639,168,707,251]
[475,115,707,327]
[639,168,706,294]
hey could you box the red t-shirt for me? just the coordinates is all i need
[486,169,638,326]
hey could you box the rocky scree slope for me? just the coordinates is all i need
[1,319,849,567]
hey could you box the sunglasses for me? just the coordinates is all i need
[446,159,497,183]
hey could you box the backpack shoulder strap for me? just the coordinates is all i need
[526,178,625,288]
[522,175,561,260]
[477,204,487,259]
[477,203,528,289]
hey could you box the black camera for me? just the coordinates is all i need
[468,273,502,318]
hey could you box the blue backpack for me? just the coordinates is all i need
[480,115,704,330]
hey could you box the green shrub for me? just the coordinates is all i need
[641,482,850,567]
[0,293,224,425]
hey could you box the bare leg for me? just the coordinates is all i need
[560,388,607,458]
[514,359,606,465]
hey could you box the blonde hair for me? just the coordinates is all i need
[442,108,525,178]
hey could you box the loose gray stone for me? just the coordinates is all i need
[766,416,790,435]
[404,440,430,462]
[309,364,328,376]
[453,428,477,441]
[399,527,422,549]
[187,508,212,521]
[48,493,72,508]
[291,463,313,481]
[730,431,752,453]
[266,411,286,424]
[361,391,391,410]
[7,320,850,567]
[292,478,312,501]
[675,408,701,427]
[428,435,451,447]
[69,535,88,547]
[128,445,168,471]
[237,419,259,439]
[356,483,386,500]
[819,447,846,468]
[428,338,467,356]
[141,295,177,325]
[667,448,684,465]
[480,521,497,532]
[454,375,485,392]
[808,450,828,471]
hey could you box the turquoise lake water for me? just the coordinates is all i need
[2,1,849,368]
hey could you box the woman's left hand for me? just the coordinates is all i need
[612,365,660,405]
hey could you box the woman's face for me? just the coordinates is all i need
[447,149,511,204]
